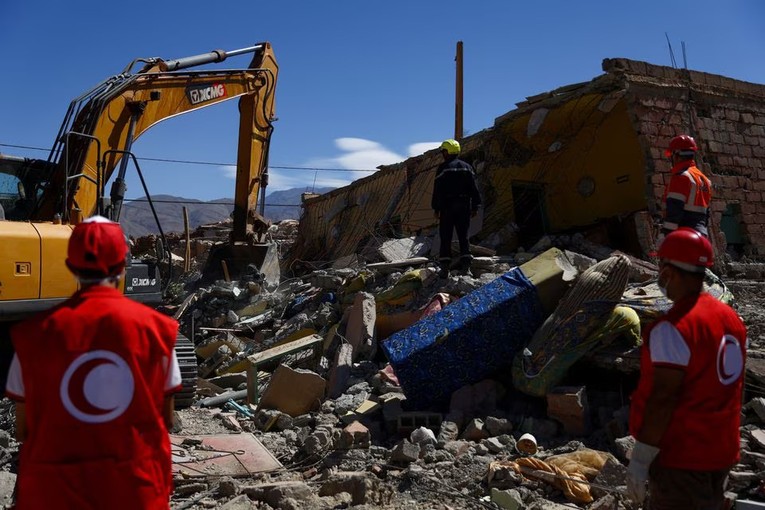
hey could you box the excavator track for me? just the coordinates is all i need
[174,333,197,409]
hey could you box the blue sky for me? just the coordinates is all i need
[1,1,764,201]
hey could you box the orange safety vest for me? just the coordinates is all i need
[662,161,712,236]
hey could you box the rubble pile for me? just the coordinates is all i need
[155,231,765,509]
[1,226,763,509]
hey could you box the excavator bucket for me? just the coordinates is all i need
[201,241,280,290]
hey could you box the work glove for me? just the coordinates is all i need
[626,441,660,505]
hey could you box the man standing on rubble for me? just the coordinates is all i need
[432,138,481,278]
[627,227,747,509]
[661,134,712,238]
[5,216,181,509]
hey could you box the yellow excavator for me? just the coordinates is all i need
[0,43,280,407]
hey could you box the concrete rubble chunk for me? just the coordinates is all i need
[410,426,437,447]
[485,416,513,437]
[589,494,620,510]
[376,236,431,262]
[547,386,590,436]
[345,292,376,361]
[0,472,15,508]
[613,435,636,462]
[240,481,318,509]
[461,418,490,442]
[318,472,393,505]
[326,343,353,399]
[483,437,506,454]
[341,421,371,449]
[747,398,765,423]
[390,439,420,464]
[491,487,524,510]
[591,457,627,499]
[437,421,460,444]
[259,364,326,417]
[219,495,254,509]
[217,476,240,497]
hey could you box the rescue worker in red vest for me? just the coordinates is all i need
[662,134,712,237]
[627,228,747,509]
[5,216,181,510]
[432,139,481,278]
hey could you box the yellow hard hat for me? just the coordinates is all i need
[440,139,461,155]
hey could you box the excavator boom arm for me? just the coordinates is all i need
[35,43,278,242]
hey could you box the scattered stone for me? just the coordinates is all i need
[437,421,460,444]
[613,435,636,462]
[410,426,437,447]
[241,481,318,509]
[391,440,421,464]
[592,457,627,499]
[318,472,393,505]
[217,476,240,497]
[175,482,209,496]
[750,429,765,451]
[589,494,620,510]
[491,487,524,510]
[461,418,489,442]
[327,343,353,399]
[341,421,371,449]
[220,495,255,510]
[443,440,471,458]
[748,398,765,423]
[485,416,513,437]
[303,428,333,456]
[483,437,505,454]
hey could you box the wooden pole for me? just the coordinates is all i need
[183,206,191,272]
[455,40,463,141]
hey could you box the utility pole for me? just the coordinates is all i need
[454,41,463,141]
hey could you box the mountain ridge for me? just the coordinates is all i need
[120,186,333,237]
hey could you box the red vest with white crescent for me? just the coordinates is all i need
[629,292,747,470]
[10,285,178,510]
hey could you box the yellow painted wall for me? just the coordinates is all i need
[485,95,647,233]
[293,94,650,262]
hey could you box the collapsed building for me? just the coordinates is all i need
[291,58,765,272]
[4,58,764,509]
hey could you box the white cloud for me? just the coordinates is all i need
[219,137,439,192]
[408,141,441,157]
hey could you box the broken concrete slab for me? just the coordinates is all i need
[375,237,431,263]
[171,433,281,477]
[246,334,324,404]
[258,364,326,417]
[327,342,353,399]
[345,292,376,361]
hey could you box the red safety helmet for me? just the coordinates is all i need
[66,216,128,277]
[657,227,713,273]
[664,134,698,158]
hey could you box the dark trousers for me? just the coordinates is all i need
[648,463,729,510]
[439,199,471,265]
